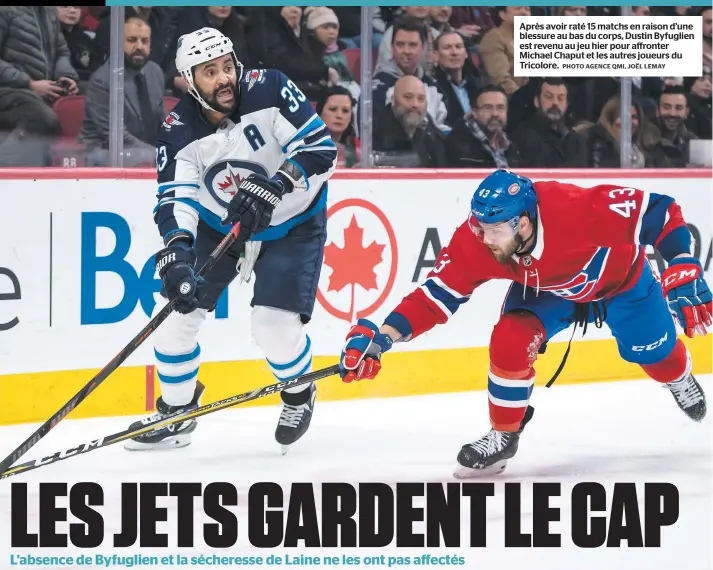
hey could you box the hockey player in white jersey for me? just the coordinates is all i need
[123,28,336,453]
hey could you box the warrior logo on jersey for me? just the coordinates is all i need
[539,246,611,301]
[162,112,184,131]
[203,159,268,208]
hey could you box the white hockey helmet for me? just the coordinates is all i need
[175,27,244,112]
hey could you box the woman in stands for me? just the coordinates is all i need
[317,86,360,168]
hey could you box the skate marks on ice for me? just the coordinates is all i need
[0,378,709,570]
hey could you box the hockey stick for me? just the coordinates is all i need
[0,222,243,475]
[0,364,341,481]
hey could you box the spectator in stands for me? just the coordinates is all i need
[557,6,587,16]
[640,76,684,120]
[317,86,360,168]
[584,96,661,168]
[701,7,712,72]
[80,7,104,31]
[371,16,448,132]
[444,84,520,167]
[57,6,95,90]
[304,7,360,101]
[92,7,178,85]
[684,65,712,140]
[431,31,483,128]
[331,6,383,51]
[509,78,588,167]
[429,6,454,34]
[648,85,698,167]
[373,75,447,167]
[568,75,643,127]
[0,6,79,167]
[376,7,440,72]
[245,7,338,102]
[478,6,530,96]
[449,7,496,50]
[167,6,250,98]
[80,17,165,167]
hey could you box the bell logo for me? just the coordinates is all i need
[317,199,398,323]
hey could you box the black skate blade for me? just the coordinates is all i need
[123,434,192,452]
[453,460,508,479]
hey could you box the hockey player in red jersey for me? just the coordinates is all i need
[337,169,711,478]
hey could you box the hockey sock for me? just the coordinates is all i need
[488,311,545,431]
[640,338,692,384]
[488,364,535,431]
[155,343,201,406]
[266,333,313,395]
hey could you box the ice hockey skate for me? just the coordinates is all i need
[275,383,316,455]
[663,372,706,422]
[453,405,535,479]
[124,381,205,451]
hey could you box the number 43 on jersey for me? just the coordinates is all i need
[609,188,637,218]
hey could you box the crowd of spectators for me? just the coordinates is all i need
[0,5,709,168]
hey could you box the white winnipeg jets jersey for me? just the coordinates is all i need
[153,68,337,243]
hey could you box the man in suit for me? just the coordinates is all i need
[81,16,165,166]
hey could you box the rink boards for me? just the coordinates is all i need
[0,168,711,425]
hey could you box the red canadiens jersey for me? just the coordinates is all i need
[387,181,691,340]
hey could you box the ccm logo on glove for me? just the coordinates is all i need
[662,266,700,288]
[239,179,281,207]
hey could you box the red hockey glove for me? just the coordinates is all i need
[339,319,393,383]
[661,257,712,338]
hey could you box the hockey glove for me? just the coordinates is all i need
[661,256,712,338]
[339,318,393,383]
[221,173,283,241]
[155,240,202,315]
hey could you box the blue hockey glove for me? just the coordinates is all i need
[155,240,202,315]
[661,256,712,338]
[339,318,393,383]
[221,173,283,241]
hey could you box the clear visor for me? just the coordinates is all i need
[468,212,518,245]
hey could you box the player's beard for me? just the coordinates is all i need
[198,81,238,114]
[487,234,519,263]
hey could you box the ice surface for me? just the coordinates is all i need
[0,377,711,570]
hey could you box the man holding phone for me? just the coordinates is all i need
[0,6,79,166]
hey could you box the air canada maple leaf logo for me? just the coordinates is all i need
[317,199,398,323]
[324,215,385,318]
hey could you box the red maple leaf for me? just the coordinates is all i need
[324,215,385,320]
[217,172,241,196]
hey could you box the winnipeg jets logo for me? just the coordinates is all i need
[246,69,265,91]
[204,159,268,209]
[217,165,242,197]
[162,111,184,131]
